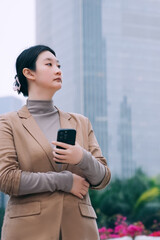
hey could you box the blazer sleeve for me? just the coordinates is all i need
[87,118,111,190]
[0,114,21,196]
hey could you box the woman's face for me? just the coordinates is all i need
[32,50,62,95]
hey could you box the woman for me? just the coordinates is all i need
[0,45,111,240]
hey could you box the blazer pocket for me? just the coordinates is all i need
[79,203,97,219]
[9,201,41,218]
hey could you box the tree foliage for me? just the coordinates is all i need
[90,169,160,230]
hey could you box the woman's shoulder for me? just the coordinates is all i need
[57,108,90,128]
[0,111,17,120]
[69,112,88,120]
[0,105,27,122]
[0,112,20,130]
[58,109,88,122]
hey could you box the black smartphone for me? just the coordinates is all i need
[55,129,76,164]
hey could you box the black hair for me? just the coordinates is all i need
[15,45,56,96]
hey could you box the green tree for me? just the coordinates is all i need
[90,169,159,229]
[0,207,5,238]
[133,184,160,229]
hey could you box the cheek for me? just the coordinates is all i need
[36,69,49,80]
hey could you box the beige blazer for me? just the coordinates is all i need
[0,106,111,240]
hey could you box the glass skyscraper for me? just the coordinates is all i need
[36,0,160,178]
[102,0,160,177]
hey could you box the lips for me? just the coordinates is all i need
[54,78,62,82]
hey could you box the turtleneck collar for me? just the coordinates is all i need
[26,99,57,115]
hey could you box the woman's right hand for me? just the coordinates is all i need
[70,174,89,199]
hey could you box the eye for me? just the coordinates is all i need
[46,63,52,66]
[57,64,61,69]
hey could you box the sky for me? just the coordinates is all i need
[0,0,35,100]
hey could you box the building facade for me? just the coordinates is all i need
[36,0,160,178]
[102,0,160,177]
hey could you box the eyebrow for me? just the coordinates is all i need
[43,58,59,63]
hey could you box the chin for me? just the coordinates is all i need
[57,82,62,88]
[54,83,62,90]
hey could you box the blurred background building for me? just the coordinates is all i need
[36,0,160,178]
[0,96,23,114]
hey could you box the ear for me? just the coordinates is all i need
[22,68,35,81]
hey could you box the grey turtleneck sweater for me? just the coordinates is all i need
[18,100,106,195]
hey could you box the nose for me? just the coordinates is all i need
[55,66,62,75]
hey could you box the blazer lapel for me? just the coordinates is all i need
[18,106,59,171]
[18,106,80,172]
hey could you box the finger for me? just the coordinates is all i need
[82,186,89,192]
[53,153,66,160]
[83,181,90,188]
[72,191,83,199]
[52,141,71,149]
[81,191,87,197]
[77,193,84,199]
[82,185,89,192]
[53,148,68,155]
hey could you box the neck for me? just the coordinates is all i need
[28,90,56,101]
